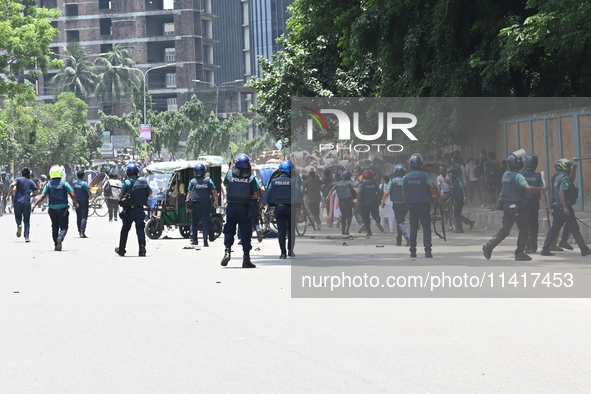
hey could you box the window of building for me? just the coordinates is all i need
[164,23,175,36]
[101,43,113,53]
[65,4,78,16]
[165,48,176,62]
[41,0,57,8]
[163,0,174,10]
[167,97,178,111]
[166,73,177,88]
[204,70,213,84]
[100,18,112,35]
[99,0,112,10]
[66,30,79,42]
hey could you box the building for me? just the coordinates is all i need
[211,0,294,138]
[36,0,217,118]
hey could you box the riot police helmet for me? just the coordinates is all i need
[194,163,206,177]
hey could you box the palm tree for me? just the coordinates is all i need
[49,41,96,99]
[93,45,140,114]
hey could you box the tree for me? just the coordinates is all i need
[94,45,140,113]
[0,1,61,102]
[249,0,591,148]
[48,41,96,99]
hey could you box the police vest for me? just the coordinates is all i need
[130,178,149,206]
[268,176,292,205]
[390,177,404,203]
[403,172,432,204]
[73,180,89,203]
[360,180,378,203]
[190,177,211,202]
[47,179,68,206]
[552,172,578,206]
[226,172,255,203]
[449,179,463,199]
[499,171,526,203]
[335,180,353,200]
[523,171,542,200]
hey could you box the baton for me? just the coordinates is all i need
[577,217,591,231]
[540,170,551,230]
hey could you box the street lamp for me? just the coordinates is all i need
[193,78,243,117]
[113,63,176,124]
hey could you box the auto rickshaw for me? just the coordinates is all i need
[144,160,224,240]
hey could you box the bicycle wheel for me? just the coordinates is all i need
[295,207,308,236]
[93,196,109,217]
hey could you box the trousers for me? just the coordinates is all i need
[409,202,432,251]
[118,206,146,251]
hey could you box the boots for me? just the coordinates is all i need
[242,254,256,268]
[482,236,501,260]
[139,244,146,257]
[221,248,231,266]
[115,247,126,256]
[515,252,532,261]
[425,248,433,258]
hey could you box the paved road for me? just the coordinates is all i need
[1,211,590,393]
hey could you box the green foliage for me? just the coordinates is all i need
[49,41,96,99]
[250,0,591,148]
[0,0,61,101]
[94,45,140,111]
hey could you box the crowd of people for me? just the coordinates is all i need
[2,146,589,265]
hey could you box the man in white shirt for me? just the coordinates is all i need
[465,158,478,205]
[436,164,450,198]
[106,172,122,222]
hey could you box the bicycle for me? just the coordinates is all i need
[295,199,316,236]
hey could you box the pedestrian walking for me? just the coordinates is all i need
[186,163,218,247]
[73,170,91,238]
[521,154,549,254]
[303,170,323,230]
[31,166,79,251]
[326,170,356,235]
[403,154,442,258]
[382,165,410,246]
[264,161,302,258]
[379,175,395,232]
[221,154,261,268]
[482,152,547,261]
[540,158,591,257]
[357,169,384,236]
[115,163,152,257]
[106,172,121,222]
[474,149,489,207]
[448,166,475,233]
[6,167,38,242]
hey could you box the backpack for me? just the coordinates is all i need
[103,181,112,198]
[485,163,498,184]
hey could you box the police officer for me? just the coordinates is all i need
[540,158,591,256]
[403,154,441,258]
[326,170,356,235]
[448,166,475,233]
[265,161,302,258]
[186,163,218,247]
[221,154,261,268]
[357,169,384,236]
[482,152,547,261]
[31,165,79,251]
[7,167,39,242]
[382,164,410,246]
[521,154,550,254]
[547,164,572,252]
[73,170,92,238]
[115,163,152,257]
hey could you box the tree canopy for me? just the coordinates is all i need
[248,0,591,147]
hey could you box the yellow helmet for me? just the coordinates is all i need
[50,166,62,179]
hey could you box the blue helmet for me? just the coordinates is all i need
[194,163,206,177]
[506,154,524,171]
[507,154,523,171]
[342,170,351,180]
[409,154,423,169]
[235,154,250,169]
[126,163,139,176]
[280,160,292,174]
[128,159,135,164]
[394,164,406,176]
[523,154,538,171]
